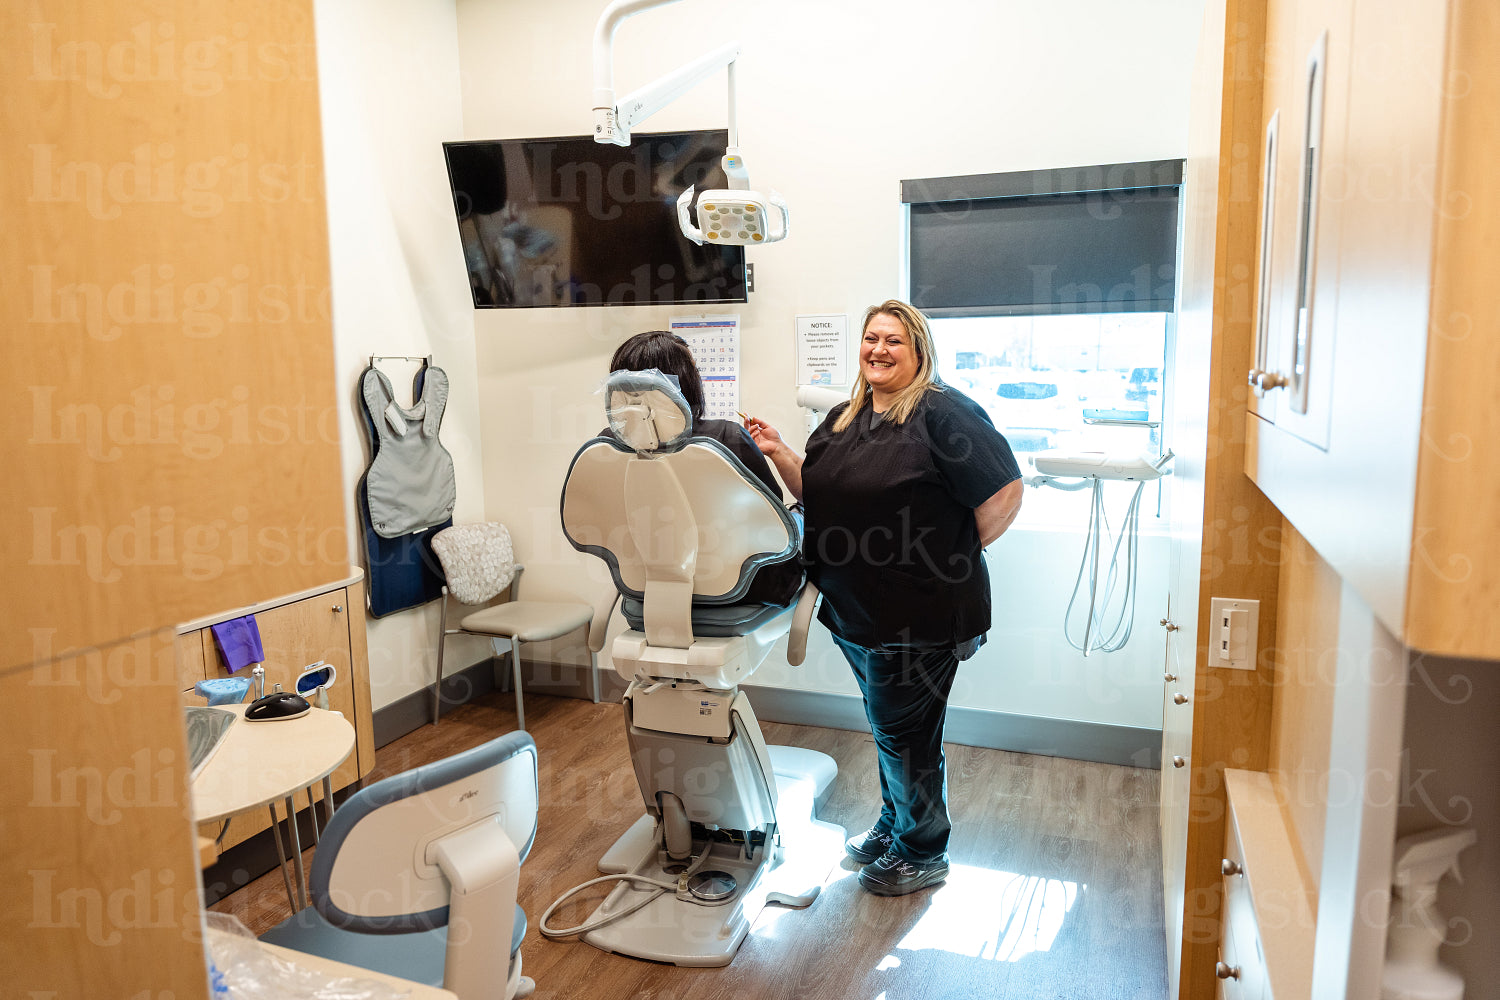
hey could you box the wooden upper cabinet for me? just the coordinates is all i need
[0,0,348,672]
[1245,0,1500,659]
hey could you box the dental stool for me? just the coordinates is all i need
[556,369,843,967]
[260,731,539,1000]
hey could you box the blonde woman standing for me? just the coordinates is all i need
[746,299,1023,896]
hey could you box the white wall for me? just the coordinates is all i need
[315,0,495,710]
[447,0,1203,729]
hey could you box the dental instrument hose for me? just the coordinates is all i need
[540,713,779,939]
[538,841,730,938]
[1063,478,1147,655]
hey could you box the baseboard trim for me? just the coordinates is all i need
[373,657,501,747]
[373,658,623,749]
[373,661,1159,769]
[743,683,1161,769]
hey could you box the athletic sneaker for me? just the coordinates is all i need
[844,828,895,864]
[858,851,950,896]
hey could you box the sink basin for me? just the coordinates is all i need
[185,707,236,779]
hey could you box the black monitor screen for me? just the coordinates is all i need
[443,130,748,308]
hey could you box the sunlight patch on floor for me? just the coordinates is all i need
[896,864,1081,962]
[749,845,858,940]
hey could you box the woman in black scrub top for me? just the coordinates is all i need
[745,299,1023,896]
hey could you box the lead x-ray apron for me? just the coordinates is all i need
[358,365,457,616]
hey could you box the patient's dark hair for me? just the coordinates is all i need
[610,330,706,422]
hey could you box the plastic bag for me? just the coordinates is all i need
[204,912,412,1000]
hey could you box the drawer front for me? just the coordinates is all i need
[1221,816,1270,1000]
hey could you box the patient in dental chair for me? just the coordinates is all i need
[603,330,802,606]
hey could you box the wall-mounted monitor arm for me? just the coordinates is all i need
[592,0,740,147]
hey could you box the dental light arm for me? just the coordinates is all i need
[591,0,790,246]
[592,0,737,147]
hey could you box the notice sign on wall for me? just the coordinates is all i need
[795,314,847,386]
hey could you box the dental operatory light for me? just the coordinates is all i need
[591,0,790,246]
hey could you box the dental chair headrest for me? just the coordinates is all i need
[604,369,692,454]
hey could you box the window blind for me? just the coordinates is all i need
[903,159,1184,317]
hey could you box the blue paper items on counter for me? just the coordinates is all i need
[210,615,263,672]
[196,677,252,706]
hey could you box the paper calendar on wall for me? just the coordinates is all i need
[671,314,740,421]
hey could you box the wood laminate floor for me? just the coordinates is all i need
[211,691,1168,1000]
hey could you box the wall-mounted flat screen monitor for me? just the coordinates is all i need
[443,129,748,308]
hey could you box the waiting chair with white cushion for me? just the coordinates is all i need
[430,522,603,728]
[555,369,843,967]
[260,731,539,1000]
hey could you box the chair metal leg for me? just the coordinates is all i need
[433,589,449,726]
[491,636,509,691]
[512,638,525,731]
[590,650,600,704]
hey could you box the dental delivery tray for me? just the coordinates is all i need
[1031,451,1166,481]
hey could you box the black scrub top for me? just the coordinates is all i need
[802,387,1020,651]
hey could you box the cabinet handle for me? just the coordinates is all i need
[1160,618,1180,632]
[1173,756,1187,769]
[1287,31,1329,417]
[331,605,344,613]
[1173,693,1189,705]
[1252,369,1289,392]
[1164,672,1178,682]
[1251,112,1280,399]
[1216,962,1242,981]
[1222,858,1244,877]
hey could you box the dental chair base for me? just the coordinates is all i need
[578,680,845,967]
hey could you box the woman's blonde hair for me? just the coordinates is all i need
[832,299,940,432]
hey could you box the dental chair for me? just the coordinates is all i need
[555,369,843,967]
[260,731,539,1000]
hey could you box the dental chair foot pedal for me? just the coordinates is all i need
[768,746,837,815]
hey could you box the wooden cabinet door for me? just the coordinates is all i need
[1248,0,1300,426]
[1273,0,1352,450]
[207,589,359,788]
[1244,0,1458,652]
[200,587,360,850]
[1250,0,1351,446]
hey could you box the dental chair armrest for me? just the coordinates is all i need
[786,583,821,667]
[589,586,620,654]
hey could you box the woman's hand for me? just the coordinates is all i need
[743,416,804,502]
[742,416,782,457]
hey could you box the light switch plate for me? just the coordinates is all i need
[1208,597,1260,670]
